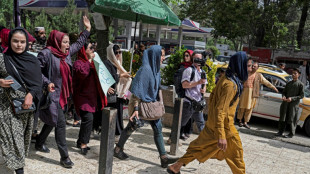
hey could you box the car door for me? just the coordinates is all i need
[253,74,286,121]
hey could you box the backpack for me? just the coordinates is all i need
[174,66,196,98]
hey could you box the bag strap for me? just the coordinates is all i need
[190,66,195,81]
[47,49,53,79]
[158,90,163,103]
[7,59,29,92]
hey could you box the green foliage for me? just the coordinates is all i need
[161,46,187,85]
[206,46,220,59]
[203,59,217,93]
[34,9,52,35]
[122,51,142,76]
[51,0,82,34]
[0,0,14,28]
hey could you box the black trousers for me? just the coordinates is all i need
[77,110,94,144]
[32,110,40,133]
[36,105,69,159]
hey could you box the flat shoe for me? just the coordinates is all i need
[167,168,181,174]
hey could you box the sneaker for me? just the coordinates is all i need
[275,132,284,137]
[113,147,129,160]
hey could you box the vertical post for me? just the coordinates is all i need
[126,21,132,50]
[13,0,21,27]
[170,98,183,155]
[139,23,143,42]
[113,19,118,38]
[156,25,161,45]
[177,27,183,50]
[98,108,117,174]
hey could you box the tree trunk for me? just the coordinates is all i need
[297,0,309,49]
[85,0,111,61]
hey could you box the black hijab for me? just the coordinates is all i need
[3,27,42,101]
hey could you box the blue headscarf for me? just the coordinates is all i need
[131,45,162,102]
[225,51,248,106]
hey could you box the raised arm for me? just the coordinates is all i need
[69,16,91,55]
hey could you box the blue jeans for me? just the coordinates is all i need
[117,119,166,156]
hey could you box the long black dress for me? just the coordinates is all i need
[102,60,124,135]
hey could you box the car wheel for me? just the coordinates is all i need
[304,117,310,137]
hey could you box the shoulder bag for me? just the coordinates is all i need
[39,50,53,109]
[6,59,36,115]
[138,90,165,120]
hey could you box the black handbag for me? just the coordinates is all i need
[39,50,53,109]
[107,93,117,104]
[6,59,36,115]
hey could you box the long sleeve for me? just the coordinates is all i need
[291,82,304,102]
[69,30,90,56]
[37,50,51,87]
[73,60,91,81]
[214,82,235,140]
[259,73,276,90]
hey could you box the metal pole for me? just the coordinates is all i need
[13,0,21,27]
[129,14,138,74]
[170,98,183,155]
[98,107,117,174]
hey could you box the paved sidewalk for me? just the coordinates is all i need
[24,120,310,174]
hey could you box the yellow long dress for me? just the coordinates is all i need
[178,76,246,174]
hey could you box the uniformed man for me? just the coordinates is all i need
[276,68,304,138]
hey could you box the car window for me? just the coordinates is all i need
[261,73,286,92]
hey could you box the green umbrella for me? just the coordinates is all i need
[91,0,181,73]
[91,0,181,26]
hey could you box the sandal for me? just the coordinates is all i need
[167,168,181,174]
[238,122,244,127]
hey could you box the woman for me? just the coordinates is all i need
[102,44,131,141]
[0,27,42,174]
[113,45,177,168]
[0,28,10,53]
[35,16,91,168]
[179,49,193,140]
[73,41,107,155]
[168,52,248,174]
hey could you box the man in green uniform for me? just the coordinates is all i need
[276,68,304,138]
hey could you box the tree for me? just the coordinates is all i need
[85,0,111,61]
[52,0,82,34]
[296,0,310,48]
[0,0,14,28]
[34,9,52,35]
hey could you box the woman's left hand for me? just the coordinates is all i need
[129,111,139,122]
[83,16,91,32]
[22,93,33,109]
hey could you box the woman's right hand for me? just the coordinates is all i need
[130,111,139,122]
[120,73,131,78]
[0,79,14,88]
[108,87,114,94]
[48,83,56,93]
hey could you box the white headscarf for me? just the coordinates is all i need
[106,44,127,74]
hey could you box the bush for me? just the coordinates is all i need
[203,59,217,93]
[122,51,142,76]
[161,46,187,85]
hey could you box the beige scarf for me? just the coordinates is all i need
[106,44,132,98]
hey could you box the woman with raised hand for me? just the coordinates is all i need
[35,16,91,168]
[113,45,178,168]
[73,41,107,155]
[0,27,42,174]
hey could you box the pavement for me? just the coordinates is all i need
[24,117,310,174]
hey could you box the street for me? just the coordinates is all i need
[24,119,310,174]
